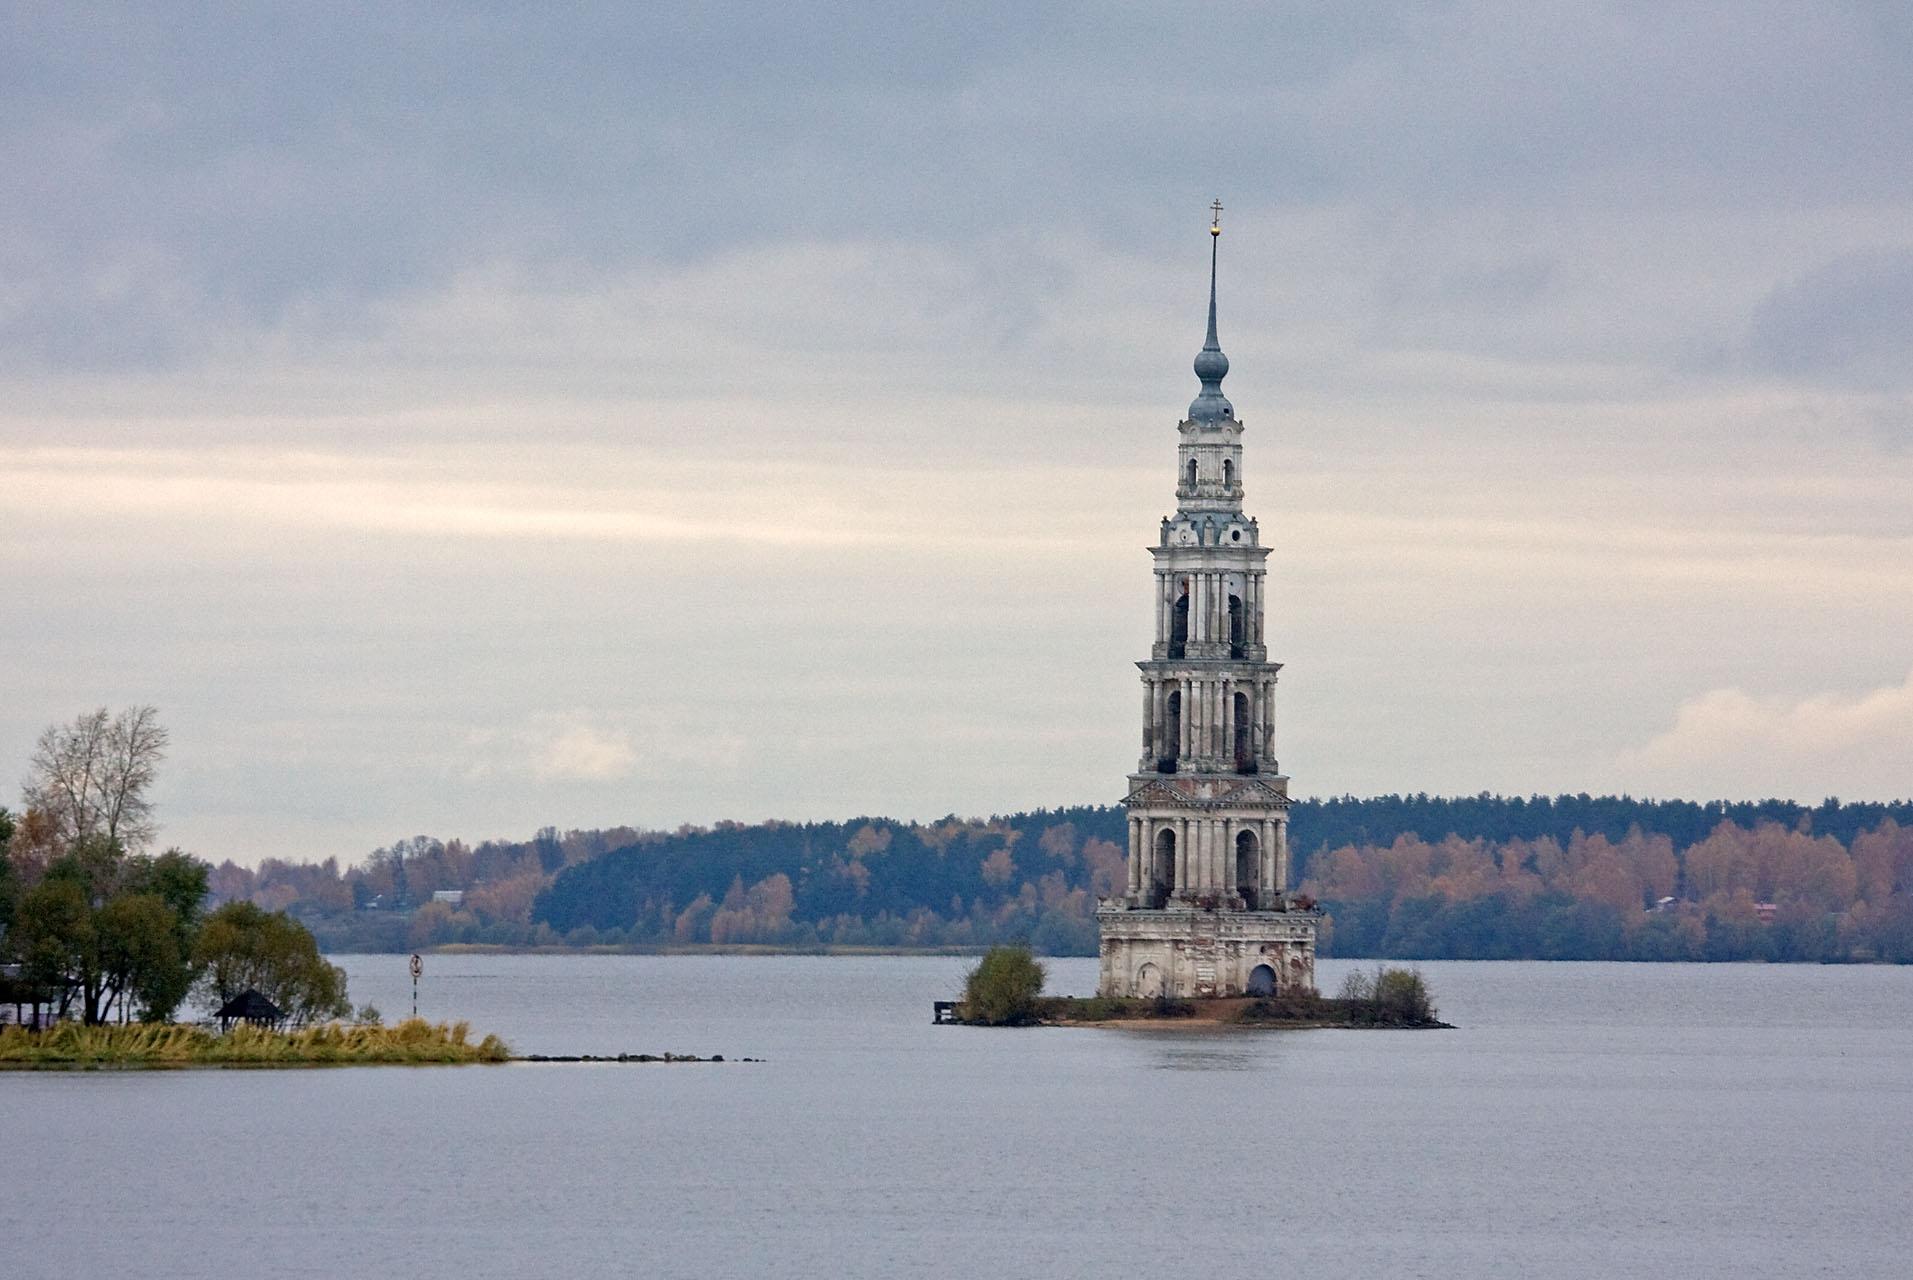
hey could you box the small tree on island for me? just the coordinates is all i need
[960,945,1047,1025]
[1336,965,1438,1025]
[193,901,351,1026]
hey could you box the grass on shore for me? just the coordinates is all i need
[0,1018,511,1067]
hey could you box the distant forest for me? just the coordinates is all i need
[203,793,1913,963]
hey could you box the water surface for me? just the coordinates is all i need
[5,956,1910,1279]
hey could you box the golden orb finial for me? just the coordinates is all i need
[1210,197,1223,236]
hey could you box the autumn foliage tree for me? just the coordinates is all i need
[1304,816,1913,962]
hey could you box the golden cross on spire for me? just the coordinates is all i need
[1210,198,1223,236]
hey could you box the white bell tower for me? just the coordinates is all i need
[1096,202,1320,1000]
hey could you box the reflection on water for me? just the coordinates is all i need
[5,955,1913,1280]
[1118,1027,1273,1071]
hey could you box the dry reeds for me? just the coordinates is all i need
[0,1018,511,1067]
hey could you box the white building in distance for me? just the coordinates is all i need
[1096,205,1321,1000]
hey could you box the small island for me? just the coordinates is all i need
[939,946,1452,1029]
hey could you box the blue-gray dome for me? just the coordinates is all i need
[1187,216,1233,423]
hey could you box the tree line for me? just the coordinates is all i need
[1304,819,1913,962]
[2,708,350,1025]
[186,789,1913,961]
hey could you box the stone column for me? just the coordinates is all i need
[1205,678,1217,760]
[1152,681,1165,761]
[1184,819,1198,894]
[1125,818,1136,895]
[1211,679,1222,760]
[1212,819,1225,894]
[1178,815,1193,895]
[1261,681,1275,760]
[1276,817,1290,893]
[1181,680,1192,763]
[1188,678,1199,762]
[1201,673,1216,765]
[1140,681,1153,757]
[1260,818,1276,903]
[1216,819,1228,894]
[1220,679,1233,766]
[1221,817,1235,898]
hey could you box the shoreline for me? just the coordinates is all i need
[946,994,1454,1030]
[342,945,1910,965]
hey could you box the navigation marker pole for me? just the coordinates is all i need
[410,952,423,1020]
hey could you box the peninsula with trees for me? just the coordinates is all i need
[0,707,509,1067]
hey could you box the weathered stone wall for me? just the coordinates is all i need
[1097,907,1318,998]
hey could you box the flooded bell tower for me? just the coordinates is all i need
[1096,202,1319,1000]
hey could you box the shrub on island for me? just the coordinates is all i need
[1333,965,1440,1026]
[959,945,1047,1025]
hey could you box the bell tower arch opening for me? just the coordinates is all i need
[1235,829,1260,908]
[1149,828,1176,908]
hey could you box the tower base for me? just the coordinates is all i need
[1096,905,1318,999]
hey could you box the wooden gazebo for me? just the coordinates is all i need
[215,989,285,1032]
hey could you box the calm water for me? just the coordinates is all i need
[5,956,1911,1279]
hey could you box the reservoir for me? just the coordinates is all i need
[5,956,1911,1279]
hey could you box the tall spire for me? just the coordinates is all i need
[1189,197,1233,423]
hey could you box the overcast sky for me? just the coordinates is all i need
[4,2,1911,866]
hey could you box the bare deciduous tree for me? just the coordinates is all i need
[23,705,169,852]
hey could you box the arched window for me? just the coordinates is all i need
[1169,591,1189,659]
[1223,458,1235,487]
[1235,829,1260,908]
[1228,594,1244,658]
[1150,828,1176,908]
[1186,457,1198,489]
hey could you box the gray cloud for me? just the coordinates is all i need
[7,3,1913,379]
[6,3,1913,861]
[1744,248,1913,385]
